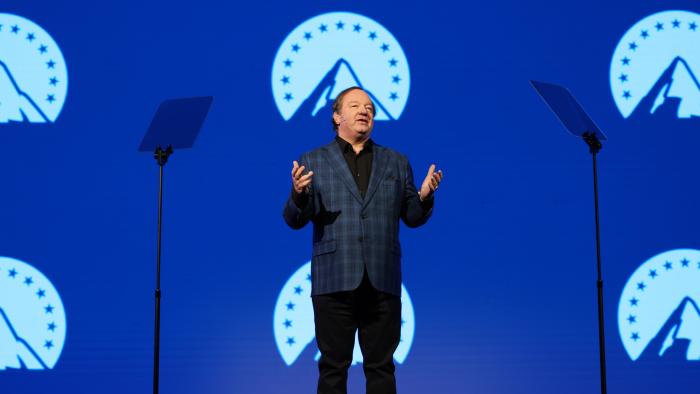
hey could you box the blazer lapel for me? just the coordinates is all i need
[322,142,363,205]
[362,144,390,208]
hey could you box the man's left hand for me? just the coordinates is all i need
[419,164,443,201]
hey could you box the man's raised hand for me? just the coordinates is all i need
[419,164,443,201]
[292,160,314,195]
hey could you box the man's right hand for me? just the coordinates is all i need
[292,160,314,195]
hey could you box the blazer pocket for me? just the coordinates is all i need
[313,240,337,256]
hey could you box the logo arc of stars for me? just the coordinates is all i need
[2,20,63,109]
[280,272,312,348]
[2,265,60,352]
[624,256,700,345]
[616,16,699,102]
[279,17,404,108]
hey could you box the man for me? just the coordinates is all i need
[283,87,443,394]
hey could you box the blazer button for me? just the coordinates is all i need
[358,236,363,242]
[361,213,367,219]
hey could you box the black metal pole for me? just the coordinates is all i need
[583,133,607,394]
[153,146,172,394]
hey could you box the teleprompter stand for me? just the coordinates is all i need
[139,96,213,394]
[530,80,609,394]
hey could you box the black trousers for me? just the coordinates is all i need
[312,269,402,394]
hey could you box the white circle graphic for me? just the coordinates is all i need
[271,12,410,121]
[610,10,700,119]
[0,257,67,370]
[273,261,415,366]
[0,13,68,123]
[618,249,700,361]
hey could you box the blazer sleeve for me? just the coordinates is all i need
[400,157,433,228]
[283,154,315,229]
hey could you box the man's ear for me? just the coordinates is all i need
[333,112,341,127]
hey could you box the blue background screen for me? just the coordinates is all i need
[1,1,699,393]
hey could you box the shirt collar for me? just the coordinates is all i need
[335,135,373,154]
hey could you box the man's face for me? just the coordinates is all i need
[334,89,375,141]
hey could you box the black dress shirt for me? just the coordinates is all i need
[334,136,373,198]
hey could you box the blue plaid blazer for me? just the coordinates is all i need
[283,141,433,296]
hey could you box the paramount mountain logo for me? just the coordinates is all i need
[610,10,700,121]
[271,12,410,126]
[618,249,700,362]
[273,261,415,366]
[631,56,700,120]
[642,296,700,360]
[0,257,66,370]
[0,62,49,122]
[0,13,68,123]
[292,59,395,122]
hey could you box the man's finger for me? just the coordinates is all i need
[293,165,306,179]
[298,178,313,189]
[299,179,312,188]
[291,161,299,176]
[432,171,442,185]
[426,164,436,177]
[298,171,314,183]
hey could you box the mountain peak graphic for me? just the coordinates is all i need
[292,58,393,123]
[0,61,50,123]
[0,307,48,370]
[632,56,700,120]
[640,296,700,361]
